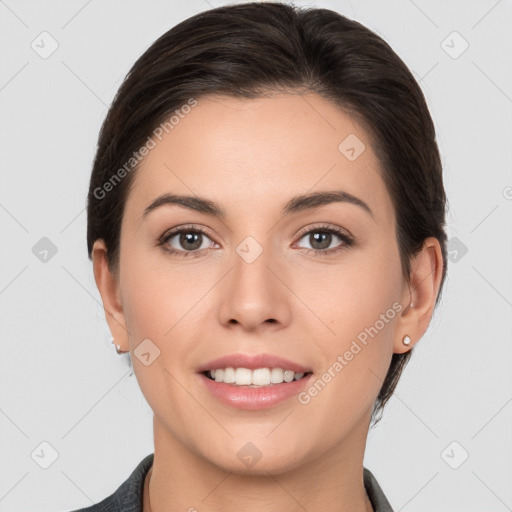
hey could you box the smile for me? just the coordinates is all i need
[204,367,310,387]
[198,370,314,410]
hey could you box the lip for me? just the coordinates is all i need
[197,372,314,410]
[197,353,312,374]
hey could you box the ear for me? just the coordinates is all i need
[92,239,129,351]
[394,237,444,354]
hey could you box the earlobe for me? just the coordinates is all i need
[91,240,130,351]
[394,237,444,354]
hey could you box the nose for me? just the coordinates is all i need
[217,240,292,333]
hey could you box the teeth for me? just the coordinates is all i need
[223,367,236,383]
[207,367,307,386]
[283,370,294,383]
[270,368,283,383]
[235,368,252,385]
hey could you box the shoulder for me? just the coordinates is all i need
[363,467,395,512]
[67,453,154,512]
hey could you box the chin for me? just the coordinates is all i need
[201,441,309,476]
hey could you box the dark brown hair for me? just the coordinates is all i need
[86,2,447,425]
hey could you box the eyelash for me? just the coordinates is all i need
[157,223,355,258]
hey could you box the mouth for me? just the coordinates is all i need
[196,353,314,410]
[198,367,314,410]
[202,367,313,387]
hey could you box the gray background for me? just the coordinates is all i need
[1,0,511,510]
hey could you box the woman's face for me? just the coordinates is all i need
[104,93,413,473]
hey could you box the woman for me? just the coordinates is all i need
[74,2,447,511]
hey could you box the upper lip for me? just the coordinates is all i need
[197,353,312,374]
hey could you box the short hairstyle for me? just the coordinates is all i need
[87,2,447,425]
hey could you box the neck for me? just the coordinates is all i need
[144,413,374,512]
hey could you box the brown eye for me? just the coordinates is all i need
[177,231,204,251]
[294,225,354,255]
[159,226,217,257]
[308,232,333,250]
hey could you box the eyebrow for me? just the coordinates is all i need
[142,190,373,219]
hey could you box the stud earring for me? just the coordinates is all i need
[402,335,411,346]
[112,338,126,354]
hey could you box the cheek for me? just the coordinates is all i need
[294,270,401,439]
[120,271,168,341]
[292,242,403,407]
[295,244,403,338]
[119,239,201,339]
[118,251,194,417]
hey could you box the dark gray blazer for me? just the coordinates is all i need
[69,453,394,512]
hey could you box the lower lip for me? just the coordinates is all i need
[198,373,313,410]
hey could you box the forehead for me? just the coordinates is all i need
[127,92,394,224]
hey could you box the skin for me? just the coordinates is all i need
[93,92,443,512]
